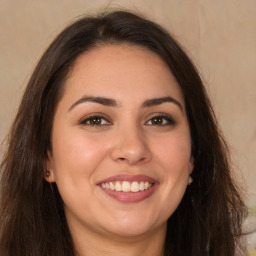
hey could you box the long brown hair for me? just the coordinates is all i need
[0,10,247,256]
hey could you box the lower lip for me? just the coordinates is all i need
[100,185,157,203]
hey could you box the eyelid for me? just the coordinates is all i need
[145,113,176,126]
[79,113,112,125]
[78,112,176,126]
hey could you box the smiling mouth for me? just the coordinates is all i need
[97,174,158,203]
[100,181,154,192]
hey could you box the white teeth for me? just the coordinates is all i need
[122,181,131,192]
[115,181,122,191]
[139,181,145,191]
[100,181,154,192]
[109,182,115,190]
[131,181,140,192]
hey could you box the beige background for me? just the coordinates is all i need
[0,0,255,206]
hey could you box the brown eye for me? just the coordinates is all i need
[81,116,110,126]
[146,115,176,126]
[151,117,164,125]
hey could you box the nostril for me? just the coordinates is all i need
[111,142,152,165]
[138,157,146,163]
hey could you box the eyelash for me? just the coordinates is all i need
[80,114,176,127]
[80,115,111,126]
[145,115,176,126]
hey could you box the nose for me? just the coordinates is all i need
[110,125,152,165]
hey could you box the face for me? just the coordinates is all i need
[46,44,193,239]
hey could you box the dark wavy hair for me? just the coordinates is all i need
[0,10,247,256]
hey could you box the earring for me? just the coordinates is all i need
[188,176,193,185]
[45,171,50,178]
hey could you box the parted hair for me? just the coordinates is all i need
[0,10,247,256]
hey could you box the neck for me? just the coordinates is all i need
[70,223,166,256]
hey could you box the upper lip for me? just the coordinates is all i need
[97,174,158,184]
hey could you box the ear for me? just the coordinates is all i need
[188,156,194,175]
[187,156,194,185]
[45,151,56,183]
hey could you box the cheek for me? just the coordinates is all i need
[154,130,192,171]
[151,131,192,207]
[50,131,112,216]
[51,129,111,182]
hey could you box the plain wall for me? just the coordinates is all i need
[0,0,255,206]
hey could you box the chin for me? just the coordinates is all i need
[104,214,163,238]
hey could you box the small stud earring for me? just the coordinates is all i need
[45,171,50,178]
[188,176,193,185]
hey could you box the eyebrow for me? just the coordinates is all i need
[142,96,183,111]
[68,95,183,112]
[68,96,119,111]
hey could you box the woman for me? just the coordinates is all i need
[0,10,247,256]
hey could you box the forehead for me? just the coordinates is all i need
[63,44,184,105]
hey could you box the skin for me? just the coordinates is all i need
[46,44,194,256]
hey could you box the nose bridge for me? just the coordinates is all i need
[110,121,151,165]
